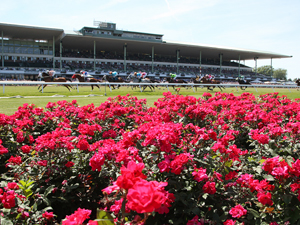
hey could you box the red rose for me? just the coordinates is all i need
[229,204,247,218]
[116,161,147,190]
[76,139,89,151]
[203,181,216,194]
[42,211,54,220]
[7,182,19,190]
[65,161,74,168]
[21,145,31,153]
[0,145,8,154]
[257,192,273,206]
[1,191,16,209]
[224,219,236,225]
[37,160,48,167]
[89,152,105,171]
[127,180,165,213]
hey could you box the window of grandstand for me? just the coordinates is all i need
[35,40,47,43]
[122,33,160,40]
[1,39,52,55]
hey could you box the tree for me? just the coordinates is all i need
[273,68,287,80]
[255,65,274,76]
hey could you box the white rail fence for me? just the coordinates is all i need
[0,81,298,95]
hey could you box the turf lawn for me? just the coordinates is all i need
[0,84,299,115]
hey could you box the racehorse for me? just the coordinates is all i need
[102,74,125,89]
[237,78,252,90]
[199,76,224,91]
[295,79,300,90]
[164,77,188,90]
[72,74,101,91]
[190,76,203,91]
[37,72,73,92]
[126,74,155,92]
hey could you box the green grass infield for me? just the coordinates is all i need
[0,84,299,115]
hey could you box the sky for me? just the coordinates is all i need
[0,0,299,79]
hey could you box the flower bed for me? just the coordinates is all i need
[0,92,300,225]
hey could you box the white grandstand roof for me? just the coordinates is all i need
[0,22,63,40]
[165,40,288,57]
[0,22,292,61]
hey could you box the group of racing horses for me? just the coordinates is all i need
[37,72,252,92]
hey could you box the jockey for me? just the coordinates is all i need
[170,73,177,80]
[141,72,147,79]
[136,71,142,81]
[80,70,86,81]
[110,71,118,81]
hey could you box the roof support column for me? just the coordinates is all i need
[151,46,154,74]
[254,57,258,78]
[176,50,180,74]
[270,58,273,78]
[1,31,4,68]
[199,51,202,76]
[60,40,62,71]
[238,55,240,77]
[94,40,96,71]
[219,53,223,76]
[52,36,55,69]
[124,44,127,72]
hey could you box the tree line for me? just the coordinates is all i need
[254,65,288,80]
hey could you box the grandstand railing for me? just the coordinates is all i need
[0,81,297,94]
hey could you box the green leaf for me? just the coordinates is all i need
[247,208,260,218]
[202,193,209,199]
[253,166,262,175]
[285,156,294,168]
[42,197,51,206]
[192,207,200,215]
[44,185,55,197]
[43,206,53,212]
[224,160,233,168]
[283,194,292,204]
[19,180,26,187]
[23,188,33,198]
[263,174,275,181]
[0,217,14,225]
[96,209,114,225]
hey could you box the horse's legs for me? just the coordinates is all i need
[39,84,47,92]
[63,84,71,91]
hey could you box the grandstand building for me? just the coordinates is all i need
[0,21,292,81]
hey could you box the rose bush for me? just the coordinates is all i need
[0,92,300,224]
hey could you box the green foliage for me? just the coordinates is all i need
[18,180,34,198]
[255,65,287,80]
[256,65,274,76]
[96,209,114,225]
[274,68,287,80]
